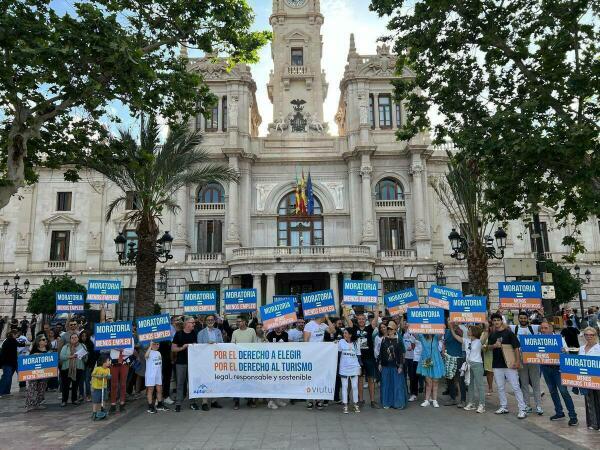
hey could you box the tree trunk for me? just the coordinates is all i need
[134,218,159,317]
[1,120,30,210]
[467,238,489,302]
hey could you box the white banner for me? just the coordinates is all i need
[188,343,337,400]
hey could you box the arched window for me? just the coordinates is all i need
[376,178,404,201]
[197,183,224,204]
[277,192,323,247]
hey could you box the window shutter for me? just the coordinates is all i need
[197,221,207,253]
[215,220,223,253]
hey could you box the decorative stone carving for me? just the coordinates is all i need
[358,95,368,125]
[256,183,277,212]
[364,218,374,236]
[409,163,423,175]
[229,95,238,128]
[360,166,372,178]
[323,182,344,210]
[16,232,29,249]
[415,219,427,235]
[88,231,101,250]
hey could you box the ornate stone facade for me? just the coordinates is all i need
[1,1,599,318]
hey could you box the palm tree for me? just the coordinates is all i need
[87,116,237,317]
[430,151,496,297]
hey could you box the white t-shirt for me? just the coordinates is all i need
[374,335,383,360]
[304,321,327,342]
[464,337,483,363]
[579,343,600,356]
[412,337,422,362]
[338,339,361,376]
[145,349,162,376]
[510,324,540,335]
[287,328,304,342]
[403,332,415,359]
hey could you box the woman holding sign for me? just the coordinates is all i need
[578,327,600,430]
[25,334,50,411]
[416,334,444,407]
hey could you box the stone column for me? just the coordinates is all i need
[329,272,340,314]
[224,151,241,249]
[358,148,377,246]
[410,152,431,258]
[253,273,263,307]
[266,274,276,304]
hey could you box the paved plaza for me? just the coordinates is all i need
[1,375,599,450]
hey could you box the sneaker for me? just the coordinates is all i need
[211,401,223,409]
[267,400,278,409]
[164,397,174,405]
[156,403,170,411]
[408,395,417,402]
[420,400,430,407]
[201,403,210,411]
[370,401,380,409]
[119,404,125,412]
[353,403,360,413]
[517,410,527,419]
[525,406,533,413]
[190,403,199,411]
[535,406,543,416]
[276,400,287,407]
[358,400,365,406]
[316,401,324,410]
[457,402,466,408]
[476,405,486,414]
[233,401,240,410]
[568,418,578,426]
[306,401,313,409]
[383,406,390,409]
[323,400,329,407]
[495,407,509,414]
[147,406,157,414]
[432,400,440,408]
[463,403,476,411]
[550,413,566,421]
[343,405,349,414]
[175,405,181,413]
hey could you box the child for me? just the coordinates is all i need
[91,355,111,420]
[145,341,168,413]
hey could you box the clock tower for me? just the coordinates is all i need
[268,0,328,132]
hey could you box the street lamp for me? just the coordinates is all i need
[114,231,174,265]
[3,274,30,319]
[573,265,592,327]
[156,267,168,299]
[448,227,507,261]
[435,262,446,286]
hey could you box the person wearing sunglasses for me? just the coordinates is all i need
[377,321,407,410]
[25,334,50,411]
[578,327,600,430]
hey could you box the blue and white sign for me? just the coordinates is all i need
[560,354,600,390]
[136,314,172,343]
[498,281,542,309]
[55,292,84,313]
[273,295,297,306]
[384,288,420,315]
[449,296,487,323]
[407,307,446,334]
[224,289,257,313]
[301,289,336,319]
[520,334,562,365]
[94,321,134,350]
[183,291,217,314]
[343,280,378,306]
[260,298,297,330]
[87,279,121,304]
[18,352,59,381]
[428,285,461,310]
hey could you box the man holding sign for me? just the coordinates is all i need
[197,314,224,411]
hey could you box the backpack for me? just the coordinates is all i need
[516,325,535,335]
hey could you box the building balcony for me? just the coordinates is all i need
[375,199,406,211]
[286,65,311,76]
[46,260,70,269]
[195,203,225,215]
[377,249,416,260]
[185,252,224,263]
[230,245,374,265]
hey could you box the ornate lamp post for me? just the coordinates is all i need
[448,227,507,261]
[156,267,169,299]
[3,274,30,319]
[573,265,592,327]
[114,231,174,265]
[435,262,446,286]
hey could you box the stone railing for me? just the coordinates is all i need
[231,245,372,259]
[195,203,225,213]
[375,199,406,209]
[186,253,223,262]
[287,65,310,75]
[377,249,416,259]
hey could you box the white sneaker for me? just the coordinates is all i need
[535,406,543,415]
[408,395,417,402]
[267,400,278,410]
[463,403,476,411]
[163,397,174,405]
[276,400,287,407]
[476,405,485,414]
[420,400,430,407]
[432,400,440,408]
[517,410,527,419]
[495,407,509,414]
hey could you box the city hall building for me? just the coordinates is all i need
[1,0,599,319]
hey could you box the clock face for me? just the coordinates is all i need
[286,0,307,8]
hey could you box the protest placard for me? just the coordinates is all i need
[449,296,487,323]
[224,289,257,313]
[498,281,542,310]
[407,307,446,334]
[87,279,121,304]
[384,288,419,315]
[260,298,297,330]
[18,352,59,382]
[519,334,562,365]
[301,289,336,319]
[342,280,378,306]
[94,321,134,349]
[560,354,600,390]
[55,292,84,313]
[427,285,461,310]
[183,291,217,314]
[136,314,172,343]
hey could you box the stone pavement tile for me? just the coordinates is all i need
[261,440,291,449]
[231,439,263,448]
[319,437,350,447]
[403,437,436,447]
[289,438,318,448]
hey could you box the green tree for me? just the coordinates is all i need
[370,0,600,251]
[544,260,580,309]
[0,0,270,209]
[86,116,237,316]
[431,152,498,298]
[27,274,86,315]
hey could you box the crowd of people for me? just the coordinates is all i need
[0,307,599,431]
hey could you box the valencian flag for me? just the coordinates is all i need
[294,169,313,216]
[306,171,314,215]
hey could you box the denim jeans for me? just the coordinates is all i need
[540,365,577,419]
[0,365,15,395]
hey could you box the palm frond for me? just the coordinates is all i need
[105,196,126,223]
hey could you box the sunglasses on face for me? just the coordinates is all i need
[39,338,47,341]
[584,334,596,337]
